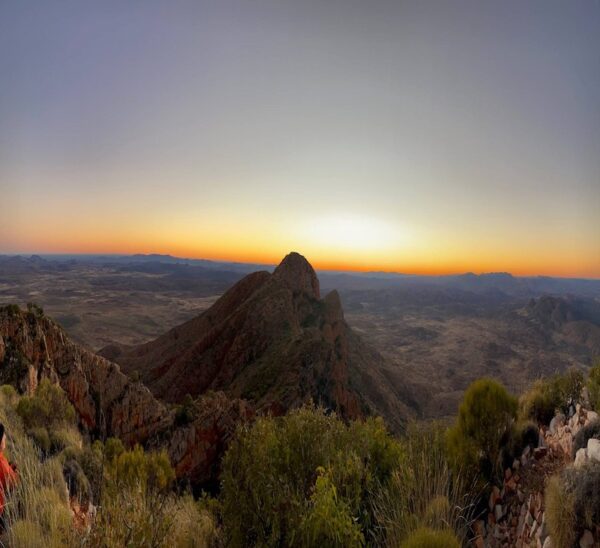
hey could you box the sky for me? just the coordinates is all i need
[1,1,599,277]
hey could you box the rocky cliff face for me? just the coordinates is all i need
[0,306,250,486]
[102,252,415,431]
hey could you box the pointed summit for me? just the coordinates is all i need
[273,252,320,299]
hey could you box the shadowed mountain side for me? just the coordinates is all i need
[100,252,417,431]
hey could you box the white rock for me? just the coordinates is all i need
[587,438,600,462]
[575,447,588,468]
[579,529,594,548]
[587,410,599,423]
[543,536,554,548]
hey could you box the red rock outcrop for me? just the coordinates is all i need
[102,252,415,431]
[0,306,251,486]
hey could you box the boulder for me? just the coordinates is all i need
[575,447,588,468]
[586,410,599,424]
[587,438,600,462]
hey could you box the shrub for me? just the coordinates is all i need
[545,474,577,548]
[520,369,586,424]
[175,394,196,426]
[301,467,365,547]
[588,361,600,412]
[63,458,91,503]
[546,463,600,547]
[170,495,221,548]
[28,427,51,453]
[572,419,600,457]
[375,422,474,546]
[446,379,517,481]
[400,526,461,548]
[16,379,76,430]
[506,420,539,465]
[519,379,561,424]
[221,405,403,546]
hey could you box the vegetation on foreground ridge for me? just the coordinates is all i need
[0,361,599,546]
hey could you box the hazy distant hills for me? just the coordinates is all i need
[2,253,599,297]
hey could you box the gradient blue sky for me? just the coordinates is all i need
[1,1,599,275]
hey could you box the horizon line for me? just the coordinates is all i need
[2,251,600,281]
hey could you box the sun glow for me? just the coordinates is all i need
[298,214,406,252]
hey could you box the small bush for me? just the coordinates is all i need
[28,427,51,453]
[170,495,221,548]
[49,426,81,454]
[520,369,586,424]
[545,475,576,548]
[446,379,517,481]
[16,379,76,430]
[519,379,561,424]
[373,421,474,546]
[400,527,461,548]
[588,361,600,412]
[546,463,600,546]
[63,458,91,503]
[572,419,600,457]
[506,420,539,465]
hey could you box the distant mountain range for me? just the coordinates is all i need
[2,253,599,298]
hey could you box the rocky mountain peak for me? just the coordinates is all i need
[272,252,320,299]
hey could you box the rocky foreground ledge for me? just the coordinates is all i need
[473,403,600,547]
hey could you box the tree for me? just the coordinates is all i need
[446,378,517,481]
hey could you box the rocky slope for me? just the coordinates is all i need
[101,252,416,432]
[0,305,251,486]
[474,403,600,547]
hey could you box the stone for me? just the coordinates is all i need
[505,467,512,480]
[489,485,501,511]
[587,410,599,423]
[513,458,521,470]
[495,504,504,522]
[575,447,588,468]
[549,413,565,435]
[576,403,582,414]
[543,536,554,548]
[579,529,594,548]
[587,438,600,462]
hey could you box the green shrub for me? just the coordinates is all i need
[588,361,600,412]
[545,475,577,548]
[49,426,81,454]
[519,379,561,424]
[572,419,600,457]
[376,422,473,546]
[400,526,461,548]
[506,420,539,465]
[446,379,517,481]
[520,369,586,424]
[175,394,196,426]
[28,426,51,453]
[170,495,221,548]
[16,379,76,430]
[301,467,365,547]
[546,462,600,547]
[221,405,403,546]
